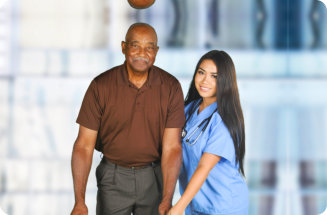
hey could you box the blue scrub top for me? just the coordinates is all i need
[179,100,248,215]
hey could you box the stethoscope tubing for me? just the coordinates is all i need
[183,100,217,146]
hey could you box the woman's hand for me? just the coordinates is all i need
[167,205,183,215]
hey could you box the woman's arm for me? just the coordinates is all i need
[168,152,221,215]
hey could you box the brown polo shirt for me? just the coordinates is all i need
[76,63,185,167]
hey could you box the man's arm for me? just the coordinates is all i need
[71,125,98,215]
[159,127,182,215]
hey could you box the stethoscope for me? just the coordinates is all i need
[182,101,217,146]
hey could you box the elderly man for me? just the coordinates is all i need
[71,23,185,215]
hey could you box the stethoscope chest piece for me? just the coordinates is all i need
[181,129,187,138]
[182,105,217,146]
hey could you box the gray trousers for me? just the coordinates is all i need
[96,158,163,215]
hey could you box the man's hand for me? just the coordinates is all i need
[71,202,88,215]
[159,200,172,215]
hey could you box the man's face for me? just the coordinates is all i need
[122,26,159,74]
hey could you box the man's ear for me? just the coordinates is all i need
[121,41,126,54]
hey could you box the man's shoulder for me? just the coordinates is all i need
[152,65,180,86]
[94,64,123,82]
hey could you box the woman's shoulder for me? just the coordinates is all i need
[184,102,193,112]
[211,111,223,127]
[184,99,201,111]
[209,112,231,139]
[184,100,195,114]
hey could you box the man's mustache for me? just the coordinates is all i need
[133,57,149,63]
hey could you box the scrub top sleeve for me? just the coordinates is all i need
[203,117,235,164]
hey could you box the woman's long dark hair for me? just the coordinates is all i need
[185,50,246,176]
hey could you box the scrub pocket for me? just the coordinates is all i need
[183,131,209,165]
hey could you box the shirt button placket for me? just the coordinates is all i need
[135,90,142,110]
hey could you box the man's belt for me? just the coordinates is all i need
[105,158,161,170]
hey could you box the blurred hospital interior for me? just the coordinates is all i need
[0,0,327,214]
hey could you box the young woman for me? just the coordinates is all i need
[168,50,248,215]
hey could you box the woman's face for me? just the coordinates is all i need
[194,59,218,102]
